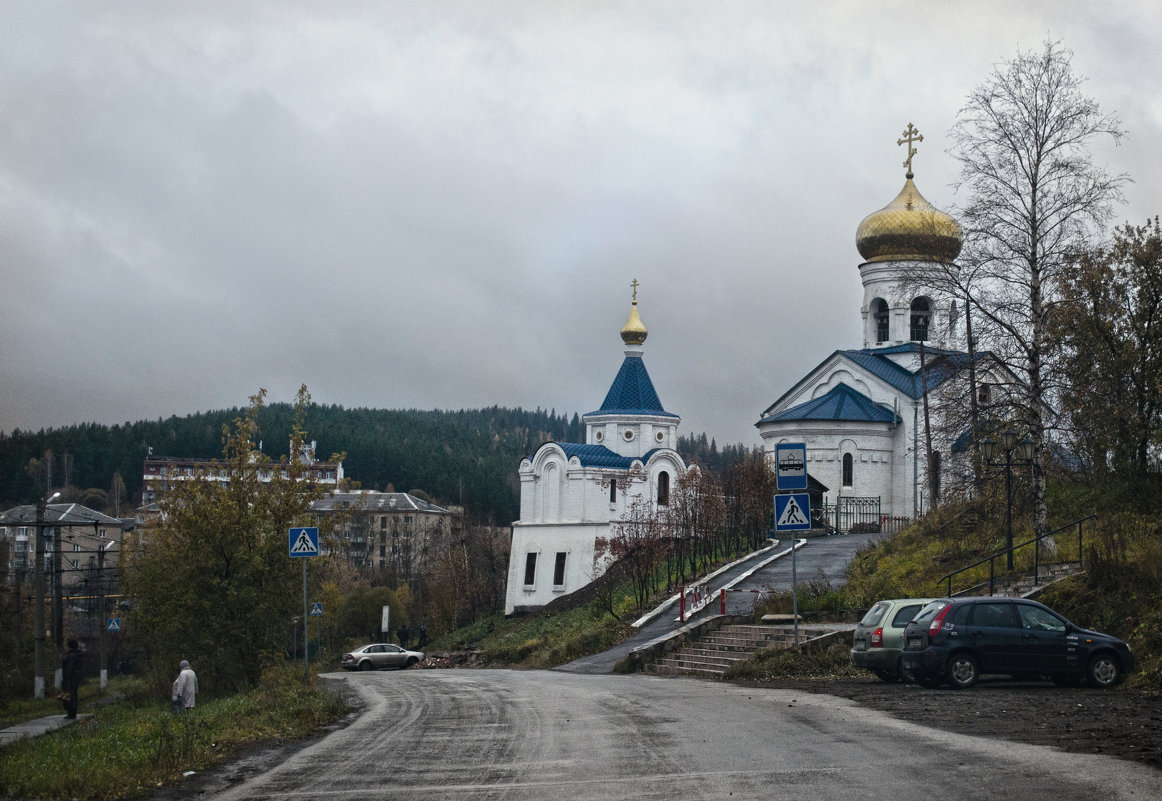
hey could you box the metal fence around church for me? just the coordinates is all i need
[820,496,911,534]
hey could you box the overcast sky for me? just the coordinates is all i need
[2,2,1159,449]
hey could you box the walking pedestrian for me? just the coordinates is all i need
[60,640,83,719]
[171,659,198,712]
[398,624,410,649]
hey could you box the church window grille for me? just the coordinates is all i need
[978,384,991,405]
[553,552,567,586]
[524,553,537,586]
[842,454,854,487]
[657,471,670,506]
[873,299,889,342]
[609,480,616,504]
[909,298,931,341]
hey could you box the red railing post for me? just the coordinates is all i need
[679,585,685,622]
[720,588,726,615]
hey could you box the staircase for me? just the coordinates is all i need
[993,561,1084,598]
[645,623,848,678]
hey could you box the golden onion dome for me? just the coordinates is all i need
[620,280,648,346]
[856,177,963,263]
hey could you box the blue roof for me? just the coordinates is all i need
[758,383,898,425]
[587,354,677,418]
[539,443,665,469]
[839,344,984,400]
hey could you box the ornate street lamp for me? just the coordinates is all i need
[981,430,1036,570]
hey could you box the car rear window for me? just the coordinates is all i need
[912,601,948,623]
[890,604,924,628]
[859,602,890,626]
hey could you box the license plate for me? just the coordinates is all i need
[907,637,922,649]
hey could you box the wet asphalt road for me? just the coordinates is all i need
[196,669,1161,801]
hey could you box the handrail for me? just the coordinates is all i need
[935,514,1096,598]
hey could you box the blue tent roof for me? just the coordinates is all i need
[758,383,898,425]
[587,354,677,418]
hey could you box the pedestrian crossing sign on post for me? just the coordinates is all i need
[289,527,320,558]
[107,618,121,632]
[309,602,323,616]
[774,493,812,531]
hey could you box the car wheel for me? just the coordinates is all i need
[946,653,979,689]
[359,660,373,671]
[897,657,917,684]
[406,657,419,668]
[1087,653,1120,688]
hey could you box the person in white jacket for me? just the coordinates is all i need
[172,659,198,711]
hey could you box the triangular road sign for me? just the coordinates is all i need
[778,496,808,527]
[289,527,320,557]
[774,493,812,531]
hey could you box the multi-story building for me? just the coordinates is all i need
[140,440,343,505]
[0,502,128,592]
[311,490,456,582]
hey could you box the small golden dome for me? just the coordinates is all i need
[620,279,648,346]
[856,177,963,263]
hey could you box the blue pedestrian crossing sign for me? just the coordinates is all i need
[309,602,323,616]
[775,443,808,490]
[107,618,121,632]
[774,493,812,531]
[289,527,320,558]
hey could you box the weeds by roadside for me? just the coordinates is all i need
[0,665,347,800]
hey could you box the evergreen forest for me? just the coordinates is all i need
[0,404,753,524]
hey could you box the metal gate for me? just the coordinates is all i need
[820,496,882,533]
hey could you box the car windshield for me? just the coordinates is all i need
[911,601,948,623]
[859,602,889,626]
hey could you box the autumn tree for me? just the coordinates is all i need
[948,40,1126,537]
[1052,219,1162,477]
[122,386,339,691]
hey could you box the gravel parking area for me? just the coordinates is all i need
[746,676,1162,769]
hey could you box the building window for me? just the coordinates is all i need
[931,450,942,502]
[524,552,538,586]
[910,297,931,341]
[623,429,635,441]
[873,298,889,342]
[609,480,616,504]
[842,453,854,487]
[657,471,670,506]
[72,543,81,552]
[553,552,567,586]
[978,384,991,405]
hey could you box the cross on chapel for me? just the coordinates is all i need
[897,123,923,177]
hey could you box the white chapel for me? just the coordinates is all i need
[505,285,690,615]
[757,126,1000,526]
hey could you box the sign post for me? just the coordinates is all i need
[289,527,320,682]
[774,443,810,645]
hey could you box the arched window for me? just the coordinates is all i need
[842,453,854,487]
[657,471,670,506]
[873,298,890,343]
[910,297,931,341]
[609,479,617,504]
[931,450,942,502]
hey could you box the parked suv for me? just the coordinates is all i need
[901,597,1133,689]
[850,598,933,682]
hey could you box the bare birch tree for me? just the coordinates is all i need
[948,40,1126,538]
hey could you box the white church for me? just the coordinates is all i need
[504,286,691,615]
[757,126,1005,527]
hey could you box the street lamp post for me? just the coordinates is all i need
[981,430,1035,570]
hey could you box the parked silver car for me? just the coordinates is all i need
[850,598,933,682]
[341,643,425,671]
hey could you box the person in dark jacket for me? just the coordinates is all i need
[61,640,83,719]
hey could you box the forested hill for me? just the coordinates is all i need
[0,405,754,524]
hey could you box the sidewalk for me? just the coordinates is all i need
[0,713,88,747]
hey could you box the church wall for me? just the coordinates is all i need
[505,522,606,615]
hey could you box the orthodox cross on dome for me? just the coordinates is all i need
[897,122,923,178]
[631,278,639,303]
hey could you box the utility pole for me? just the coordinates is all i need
[33,491,60,699]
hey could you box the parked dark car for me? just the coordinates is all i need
[341,643,425,671]
[901,597,1133,689]
[850,598,933,682]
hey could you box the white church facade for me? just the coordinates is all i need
[757,126,1009,527]
[505,287,690,615]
